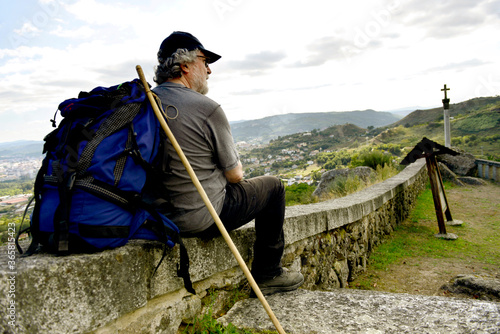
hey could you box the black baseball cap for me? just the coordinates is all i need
[157,31,221,64]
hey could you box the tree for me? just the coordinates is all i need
[311,170,322,182]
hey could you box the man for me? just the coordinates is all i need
[152,31,303,295]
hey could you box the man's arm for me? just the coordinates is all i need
[224,161,243,183]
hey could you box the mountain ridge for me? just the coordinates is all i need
[230,109,400,143]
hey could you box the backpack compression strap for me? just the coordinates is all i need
[145,208,195,294]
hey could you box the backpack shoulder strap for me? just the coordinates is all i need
[16,154,49,255]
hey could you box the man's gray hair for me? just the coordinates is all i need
[154,48,199,85]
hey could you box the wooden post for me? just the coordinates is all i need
[425,155,447,234]
[401,137,461,239]
[425,154,458,239]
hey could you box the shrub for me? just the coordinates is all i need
[326,174,365,198]
[451,137,463,146]
[374,164,399,182]
[320,150,352,170]
[351,150,393,169]
[324,164,399,200]
[285,183,318,206]
[376,144,402,156]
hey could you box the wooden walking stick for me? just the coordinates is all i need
[135,65,286,334]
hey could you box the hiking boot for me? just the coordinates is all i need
[252,268,304,297]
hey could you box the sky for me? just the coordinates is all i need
[1,0,499,143]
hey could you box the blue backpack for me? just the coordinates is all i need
[17,79,193,293]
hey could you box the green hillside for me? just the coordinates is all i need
[393,96,500,130]
[266,123,367,153]
[374,96,500,159]
[231,110,400,143]
[0,140,44,158]
[241,95,500,180]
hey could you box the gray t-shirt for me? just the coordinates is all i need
[152,82,240,233]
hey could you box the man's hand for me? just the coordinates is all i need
[224,161,243,183]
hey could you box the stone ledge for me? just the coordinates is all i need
[0,160,427,334]
[284,159,426,243]
[219,289,500,333]
[0,230,255,334]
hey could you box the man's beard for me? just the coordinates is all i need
[192,69,209,95]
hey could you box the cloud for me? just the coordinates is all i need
[13,22,41,37]
[231,88,272,96]
[63,0,130,25]
[50,25,95,39]
[290,33,386,68]
[397,0,496,39]
[484,1,500,19]
[423,58,489,73]
[230,83,332,96]
[223,50,287,75]
[92,59,156,83]
[290,36,349,68]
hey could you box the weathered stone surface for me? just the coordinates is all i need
[438,162,466,186]
[457,176,488,186]
[438,151,477,176]
[150,227,255,298]
[0,236,251,334]
[94,291,201,334]
[218,289,500,334]
[441,274,500,302]
[313,166,375,198]
[0,242,152,334]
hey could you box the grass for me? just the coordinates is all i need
[181,308,278,334]
[181,312,256,334]
[349,180,500,291]
[180,288,278,334]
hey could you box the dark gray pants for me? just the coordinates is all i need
[194,175,285,279]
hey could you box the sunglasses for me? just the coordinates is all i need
[197,56,211,68]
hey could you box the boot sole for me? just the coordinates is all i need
[251,276,304,297]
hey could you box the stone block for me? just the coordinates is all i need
[94,292,201,334]
[0,243,152,334]
[219,289,500,333]
[285,206,327,244]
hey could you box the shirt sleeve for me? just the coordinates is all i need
[205,106,240,171]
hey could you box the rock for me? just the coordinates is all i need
[438,162,465,186]
[438,150,477,176]
[441,274,500,302]
[457,176,488,186]
[313,166,375,198]
[437,162,486,186]
[218,289,500,333]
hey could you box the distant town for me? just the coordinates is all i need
[0,157,43,181]
[236,138,324,186]
[0,157,41,217]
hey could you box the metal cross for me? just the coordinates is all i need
[441,84,450,99]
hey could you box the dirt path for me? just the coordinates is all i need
[349,182,500,298]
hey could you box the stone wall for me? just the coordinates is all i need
[476,158,500,182]
[0,160,427,334]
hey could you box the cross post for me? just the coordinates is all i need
[441,84,451,147]
[441,84,450,100]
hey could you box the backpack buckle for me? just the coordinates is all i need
[67,172,76,190]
